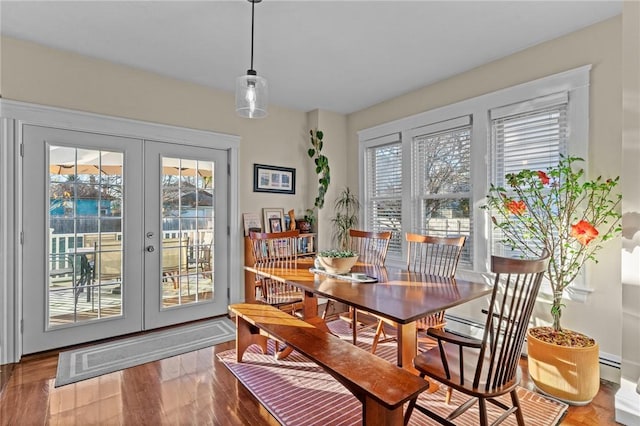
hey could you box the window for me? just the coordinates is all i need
[412,117,472,264]
[358,66,589,270]
[364,136,402,254]
[490,94,568,257]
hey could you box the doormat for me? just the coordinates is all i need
[218,320,568,426]
[55,317,235,387]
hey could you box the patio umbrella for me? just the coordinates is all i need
[49,147,124,176]
[49,164,123,175]
[48,146,213,177]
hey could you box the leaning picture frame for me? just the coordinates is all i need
[253,164,296,194]
[242,212,262,236]
[269,217,283,233]
[263,208,285,233]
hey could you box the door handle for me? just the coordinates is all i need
[146,245,155,252]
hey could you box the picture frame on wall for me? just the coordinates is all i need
[263,208,285,232]
[253,164,296,194]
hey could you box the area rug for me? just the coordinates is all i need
[217,320,568,426]
[56,316,235,387]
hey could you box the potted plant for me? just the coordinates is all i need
[316,249,359,274]
[484,155,621,405]
[331,187,360,250]
[308,129,330,209]
[296,208,315,233]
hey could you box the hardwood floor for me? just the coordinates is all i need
[0,334,622,425]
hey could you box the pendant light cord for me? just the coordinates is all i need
[250,0,255,71]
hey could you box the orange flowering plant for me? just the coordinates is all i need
[484,156,621,333]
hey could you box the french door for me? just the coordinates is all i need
[143,140,228,329]
[22,125,229,353]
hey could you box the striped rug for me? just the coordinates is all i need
[218,320,568,425]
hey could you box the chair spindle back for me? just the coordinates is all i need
[475,254,549,391]
[406,233,466,277]
[348,229,391,266]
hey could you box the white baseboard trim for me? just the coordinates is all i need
[615,378,640,425]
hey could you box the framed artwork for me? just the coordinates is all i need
[263,208,285,233]
[269,217,283,233]
[242,212,262,236]
[253,164,296,194]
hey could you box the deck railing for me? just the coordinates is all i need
[49,230,212,277]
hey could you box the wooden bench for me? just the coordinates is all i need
[229,303,430,426]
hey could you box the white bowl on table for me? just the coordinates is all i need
[316,255,359,275]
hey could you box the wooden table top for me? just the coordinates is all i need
[244,259,492,325]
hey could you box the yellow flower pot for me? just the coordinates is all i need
[526,328,600,405]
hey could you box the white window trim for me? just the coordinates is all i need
[358,65,591,290]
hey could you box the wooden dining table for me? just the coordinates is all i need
[244,258,492,371]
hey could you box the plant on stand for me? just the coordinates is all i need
[484,155,621,404]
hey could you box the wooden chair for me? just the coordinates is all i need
[333,229,391,345]
[249,230,303,314]
[403,253,550,426]
[349,229,392,266]
[370,233,466,354]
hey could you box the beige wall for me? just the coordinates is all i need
[0,36,320,242]
[314,109,349,251]
[347,17,624,360]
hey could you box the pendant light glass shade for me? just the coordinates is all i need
[236,0,267,118]
[236,71,268,118]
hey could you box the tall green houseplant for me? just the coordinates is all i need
[484,156,621,335]
[331,187,360,250]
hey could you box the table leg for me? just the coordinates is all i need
[397,321,439,392]
[302,290,318,318]
[396,322,418,372]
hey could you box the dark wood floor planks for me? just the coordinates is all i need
[0,338,621,425]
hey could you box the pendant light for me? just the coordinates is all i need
[236,0,268,118]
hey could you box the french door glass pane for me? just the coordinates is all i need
[48,146,124,327]
[161,157,215,308]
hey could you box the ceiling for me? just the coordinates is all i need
[1,1,622,115]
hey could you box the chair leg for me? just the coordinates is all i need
[403,372,426,425]
[510,389,525,426]
[445,386,453,404]
[403,396,418,425]
[371,320,385,354]
[478,398,489,426]
[322,300,333,320]
[352,308,358,345]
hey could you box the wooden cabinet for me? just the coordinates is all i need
[243,233,316,303]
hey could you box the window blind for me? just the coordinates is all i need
[365,141,402,254]
[412,119,472,264]
[490,98,568,256]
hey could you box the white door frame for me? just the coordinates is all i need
[0,99,241,364]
